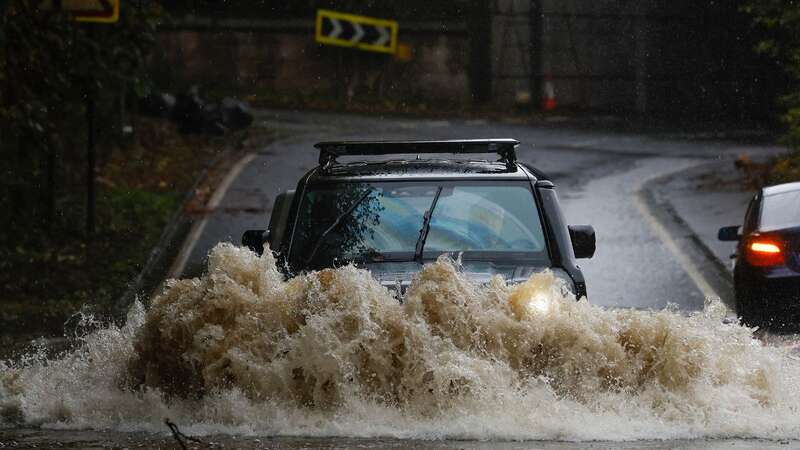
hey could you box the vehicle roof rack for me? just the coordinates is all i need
[314,139,519,169]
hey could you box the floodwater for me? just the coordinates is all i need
[2,244,800,448]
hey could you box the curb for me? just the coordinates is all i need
[638,163,736,309]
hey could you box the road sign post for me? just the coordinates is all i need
[39,0,120,23]
[315,9,398,54]
[86,84,96,236]
[41,0,120,236]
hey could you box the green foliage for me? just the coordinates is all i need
[766,150,800,184]
[0,2,170,334]
[743,0,800,183]
[0,0,164,236]
[743,1,800,149]
[0,186,179,337]
[0,1,162,140]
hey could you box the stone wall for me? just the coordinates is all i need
[152,22,471,107]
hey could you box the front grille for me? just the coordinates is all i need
[381,281,411,301]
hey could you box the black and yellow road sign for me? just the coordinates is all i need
[40,0,120,23]
[315,9,398,54]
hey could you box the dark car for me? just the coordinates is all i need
[719,182,800,327]
[243,139,595,298]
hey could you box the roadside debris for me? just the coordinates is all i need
[165,418,204,450]
[139,85,254,136]
[734,153,771,188]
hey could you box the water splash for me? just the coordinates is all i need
[1,243,799,440]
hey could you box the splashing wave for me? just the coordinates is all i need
[2,243,799,440]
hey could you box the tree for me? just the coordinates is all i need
[0,0,162,235]
[742,1,800,149]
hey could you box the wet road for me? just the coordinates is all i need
[1,429,797,450]
[177,109,780,311]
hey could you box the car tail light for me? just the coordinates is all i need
[745,239,785,267]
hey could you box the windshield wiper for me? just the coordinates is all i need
[414,186,443,263]
[305,188,374,265]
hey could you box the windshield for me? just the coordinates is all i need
[288,181,548,269]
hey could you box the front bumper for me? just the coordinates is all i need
[738,276,800,325]
[377,267,580,300]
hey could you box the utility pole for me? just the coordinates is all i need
[86,84,96,237]
[85,23,97,238]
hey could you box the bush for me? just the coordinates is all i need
[0,1,163,233]
[743,1,800,149]
[743,1,800,183]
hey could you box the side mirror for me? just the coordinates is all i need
[242,229,270,255]
[717,225,741,242]
[568,225,596,259]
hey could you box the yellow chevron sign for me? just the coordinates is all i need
[315,9,398,54]
[40,0,120,23]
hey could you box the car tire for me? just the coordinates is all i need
[736,291,763,328]
[738,305,762,328]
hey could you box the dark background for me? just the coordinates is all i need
[154,0,785,121]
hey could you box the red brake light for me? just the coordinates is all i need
[745,239,784,267]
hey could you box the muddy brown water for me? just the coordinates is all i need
[2,244,800,447]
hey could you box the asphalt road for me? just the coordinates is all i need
[1,429,797,450]
[176,109,783,311]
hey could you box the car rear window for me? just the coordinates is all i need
[761,190,800,231]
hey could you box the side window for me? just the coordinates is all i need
[268,190,294,251]
[742,194,761,235]
[760,190,800,231]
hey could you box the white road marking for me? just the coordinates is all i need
[167,152,258,279]
[634,186,721,300]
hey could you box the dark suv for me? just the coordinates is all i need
[243,139,595,298]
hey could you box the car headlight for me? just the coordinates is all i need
[526,293,552,315]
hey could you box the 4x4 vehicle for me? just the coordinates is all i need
[242,139,595,298]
